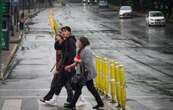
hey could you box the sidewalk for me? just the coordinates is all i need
[0,32,22,80]
[0,8,44,80]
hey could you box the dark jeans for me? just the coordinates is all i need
[71,80,103,106]
[44,72,74,102]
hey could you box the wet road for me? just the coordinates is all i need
[0,3,173,110]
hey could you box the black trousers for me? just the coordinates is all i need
[44,72,74,102]
[71,80,103,106]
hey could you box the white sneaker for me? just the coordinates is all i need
[76,100,87,106]
[80,96,85,102]
[45,95,58,106]
[76,96,87,106]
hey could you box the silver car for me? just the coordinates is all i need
[119,6,133,18]
[146,11,166,26]
[99,0,108,7]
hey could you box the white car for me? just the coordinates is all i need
[146,11,166,26]
[119,6,133,18]
[99,0,108,7]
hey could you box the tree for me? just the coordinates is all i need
[168,0,173,17]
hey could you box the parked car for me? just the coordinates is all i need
[119,6,133,18]
[99,0,108,8]
[146,11,166,26]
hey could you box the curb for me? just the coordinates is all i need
[9,32,23,44]
[0,43,19,80]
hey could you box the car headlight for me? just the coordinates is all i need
[150,19,154,21]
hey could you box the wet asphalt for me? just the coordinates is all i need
[0,3,173,110]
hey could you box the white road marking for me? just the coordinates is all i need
[2,99,22,110]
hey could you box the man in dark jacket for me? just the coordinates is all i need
[40,27,76,106]
[55,26,76,102]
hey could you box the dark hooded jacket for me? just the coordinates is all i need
[54,35,76,69]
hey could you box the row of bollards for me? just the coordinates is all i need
[95,56,126,110]
[48,9,60,36]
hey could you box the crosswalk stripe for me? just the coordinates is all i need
[21,98,38,110]
[0,98,5,110]
[2,99,22,110]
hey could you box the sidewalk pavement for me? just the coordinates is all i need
[0,8,44,80]
[0,32,22,80]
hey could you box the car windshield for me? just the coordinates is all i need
[120,6,131,10]
[150,12,163,17]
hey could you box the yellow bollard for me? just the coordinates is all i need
[98,57,102,93]
[53,19,60,34]
[119,65,126,110]
[48,9,60,35]
[98,57,103,92]
[115,65,121,107]
[98,57,101,91]
[102,57,105,94]
[95,56,100,89]
[101,57,105,94]
[104,58,109,97]
[110,62,116,102]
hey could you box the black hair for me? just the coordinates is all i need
[21,13,24,18]
[78,37,90,54]
[79,37,90,47]
[61,26,71,32]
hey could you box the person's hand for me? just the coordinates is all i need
[65,66,71,72]
[55,36,63,43]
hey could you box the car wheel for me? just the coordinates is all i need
[162,24,166,27]
[148,23,151,27]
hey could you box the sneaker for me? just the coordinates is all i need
[45,99,57,106]
[93,104,104,109]
[40,99,46,103]
[45,95,58,106]
[76,100,87,106]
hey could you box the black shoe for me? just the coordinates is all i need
[64,104,76,110]
[40,99,46,103]
[40,98,50,103]
[93,104,104,109]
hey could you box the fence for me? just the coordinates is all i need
[95,56,126,110]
